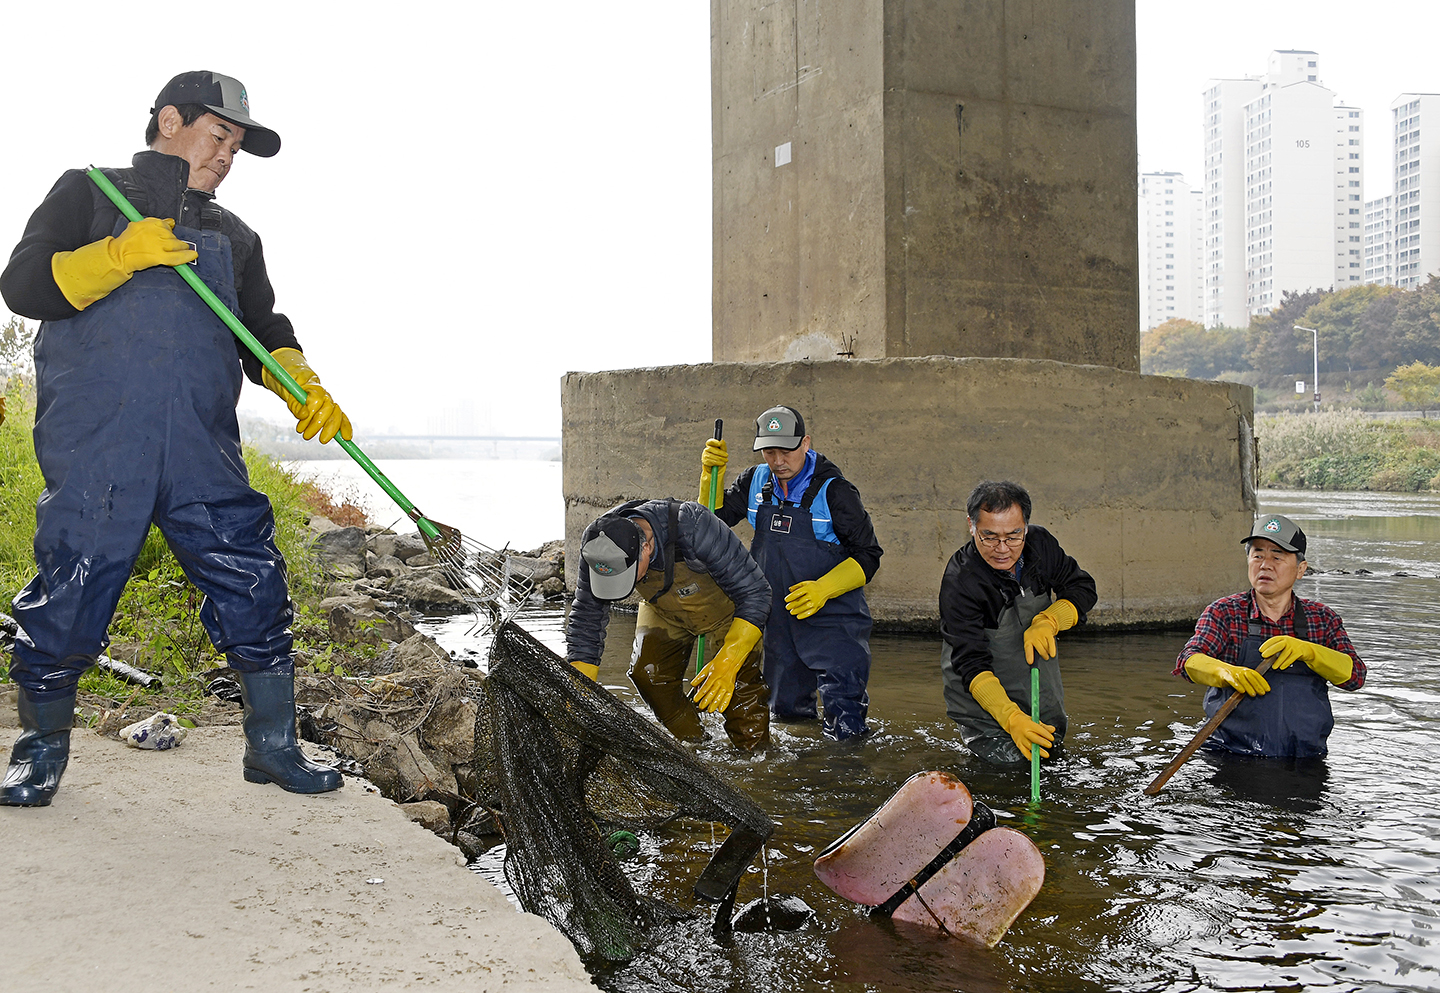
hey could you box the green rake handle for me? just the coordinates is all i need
[695,419,723,676]
[87,167,440,541]
[1030,664,1041,804]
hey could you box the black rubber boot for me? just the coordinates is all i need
[1,686,77,807]
[237,665,341,794]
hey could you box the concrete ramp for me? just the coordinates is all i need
[0,727,595,993]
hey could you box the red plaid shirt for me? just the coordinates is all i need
[1174,591,1365,691]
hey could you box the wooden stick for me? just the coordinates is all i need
[1143,657,1274,796]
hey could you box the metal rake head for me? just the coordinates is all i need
[420,519,539,636]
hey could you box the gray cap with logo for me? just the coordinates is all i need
[580,516,644,601]
[1243,514,1307,559]
[752,405,806,452]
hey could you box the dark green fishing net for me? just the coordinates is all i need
[474,621,774,961]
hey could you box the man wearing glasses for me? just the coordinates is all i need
[939,481,1097,764]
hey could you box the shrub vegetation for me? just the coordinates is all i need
[1,385,370,712]
[1258,409,1440,491]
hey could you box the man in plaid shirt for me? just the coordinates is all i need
[1174,514,1365,757]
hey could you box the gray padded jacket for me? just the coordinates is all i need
[565,498,771,666]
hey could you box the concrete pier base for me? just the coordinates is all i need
[562,357,1255,628]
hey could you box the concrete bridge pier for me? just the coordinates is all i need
[561,0,1255,628]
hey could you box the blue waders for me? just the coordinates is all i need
[10,214,293,696]
[3,203,337,803]
[751,477,872,740]
[1202,606,1334,758]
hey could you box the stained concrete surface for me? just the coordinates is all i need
[0,725,595,993]
[712,0,1139,369]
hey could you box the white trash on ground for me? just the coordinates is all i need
[119,713,187,750]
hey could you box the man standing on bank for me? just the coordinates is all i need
[1174,514,1364,757]
[567,498,773,751]
[700,406,883,740]
[0,72,352,806]
[939,481,1097,764]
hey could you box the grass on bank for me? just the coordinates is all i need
[1258,409,1440,491]
[1,387,372,717]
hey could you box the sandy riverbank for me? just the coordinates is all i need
[0,723,595,993]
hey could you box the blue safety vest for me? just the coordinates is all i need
[746,466,840,545]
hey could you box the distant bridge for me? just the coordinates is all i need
[358,435,561,443]
[348,434,562,456]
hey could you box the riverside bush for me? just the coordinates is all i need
[1258,410,1376,467]
[1,390,359,701]
[0,382,44,601]
[1258,410,1440,490]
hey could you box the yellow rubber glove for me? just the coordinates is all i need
[698,438,728,507]
[968,670,1055,759]
[569,661,600,681]
[1022,599,1079,665]
[1260,636,1354,685]
[50,217,198,310]
[690,617,762,713]
[785,557,866,619]
[262,348,354,444]
[1183,653,1271,695]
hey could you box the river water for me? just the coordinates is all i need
[293,462,1440,992]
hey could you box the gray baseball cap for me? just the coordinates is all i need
[580,516,643,600]
[1243,514,1307,559]
[152,71,281,157]
[753,405,806,452]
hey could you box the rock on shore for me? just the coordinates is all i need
[295,522,571,857]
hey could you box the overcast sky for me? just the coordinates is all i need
[3,1,1437,437]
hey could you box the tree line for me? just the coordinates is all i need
[1141,275,1440,387]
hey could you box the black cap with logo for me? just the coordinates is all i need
[151,71,281,157]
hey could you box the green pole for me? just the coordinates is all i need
[86,167,440,541]
[1030,665,1041,804]
[695,419,724,676]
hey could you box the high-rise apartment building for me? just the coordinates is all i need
[1361,95,1440,289]
[1140,172,1204,329]
[1203,78,1262,328]
[1364,195,1393,284]
[1204,51,1362,323]
[1391,94,1440,289]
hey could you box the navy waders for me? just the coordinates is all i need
[10,209,294,700]
[1202,606,1334,758]
[751,477,873,740]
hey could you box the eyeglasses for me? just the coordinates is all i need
[973,527,1026,549]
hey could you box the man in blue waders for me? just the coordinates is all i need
[0,72,352,806]
[1174,514,1365,757]
[700,406,883,740]
[938,481,1097,764]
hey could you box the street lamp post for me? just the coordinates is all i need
[1295,325,1320,412]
